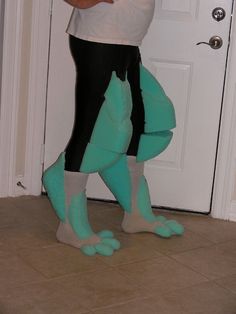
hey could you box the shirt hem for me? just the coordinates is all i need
[66,31,141,47]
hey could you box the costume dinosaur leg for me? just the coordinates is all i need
[100,65,184,237]
[100,155,184,237]
[43,154,120,256]
[43,60,133,255]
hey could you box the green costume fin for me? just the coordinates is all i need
[140,64,176,133]
[136,131,173,162]
[137,64,176,161]
[80,72,133,173]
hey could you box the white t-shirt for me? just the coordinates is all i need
[66,0,155,46]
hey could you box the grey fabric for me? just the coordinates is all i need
[56,171,102,249]
[64,170,88,209]
[127,156,144,211]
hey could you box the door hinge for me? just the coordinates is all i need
[49,0,53,16]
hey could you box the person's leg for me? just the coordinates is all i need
[65,37,133,173]
[43,38,133,255]
[126,49,144,157]
[100,50,184,237]
[65,37,115,171]
[43,153,121,256]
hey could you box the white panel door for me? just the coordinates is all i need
[44,0,233,213]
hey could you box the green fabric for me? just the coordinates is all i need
[136,131,173,162]
[42,153,66,222]
[165,220,185,235]
[81,72,133,173]
[89,107,132,153]
[81,245,96,256]
[137,64,176,161]
[154,225,172,238]
[97,230,114,238]
[94,243,114,256]
[80,143,122,173]
[81,238,121,256]
[99,154,132,213]
[90,72,132,153]
[68,191,94,239]
[142,92,176,132]
[101,238,121,250]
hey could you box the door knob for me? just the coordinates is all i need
[196,36,223,49]
[212,7,226,22]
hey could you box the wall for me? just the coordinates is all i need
[233,178,236,200]
[0,0,5,105]
[227,6,236,218]
[0,0,34,196]
[15,0,33,176]
[213,0,236,221]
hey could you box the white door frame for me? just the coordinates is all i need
[1,0,236,220]
[212,0,236,221]
[0,0,51,196]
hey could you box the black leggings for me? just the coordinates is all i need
[65,36,145,172]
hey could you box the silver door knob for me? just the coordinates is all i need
[212,7,226,22]
[196,36,223,49]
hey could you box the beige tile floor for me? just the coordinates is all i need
[0,196,236,314]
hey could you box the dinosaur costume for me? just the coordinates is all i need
[43,1,184,256]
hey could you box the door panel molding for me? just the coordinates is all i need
[156,0,200,20]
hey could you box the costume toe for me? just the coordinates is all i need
[154,225,172,238]
[165,220,184,235]
[155,215,167,223]
[101,238,121,250]
[81,245,97,256]
[97,230,114,238]
[95,243,114,256]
